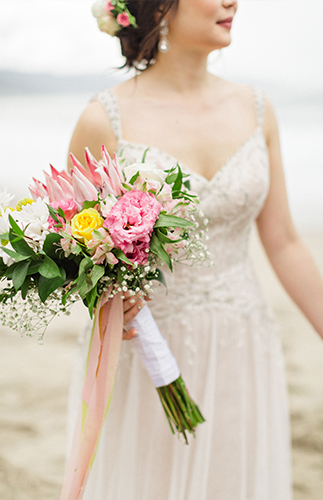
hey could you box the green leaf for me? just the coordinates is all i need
[0,247,30,262]
[0,232,9,241]
[88,265,104,290]
[8,215,24,236]
[79,256,93,277]
[156,228,184,245]
[183,179,191,190]
[12,260,31,291]
[57,207,66,219]
[86,285,98,319]
[38,268,66,303]
[26,260,43,275]
[165,173,178,185]
[113,248,133,266]
[20,275,31,299]
[150,233,173,272]
[154,214,194,229]
[9,230,36,257]
[142,147,149,163]
[38,255,61,279]
[172,164,183,195]
[42,232,62,259]
[129,171,140,185]
[146,268,167,289]
[82,200,98,210]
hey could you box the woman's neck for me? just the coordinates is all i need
[137,49,213,99]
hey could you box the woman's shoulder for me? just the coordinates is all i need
[68,98,118,168]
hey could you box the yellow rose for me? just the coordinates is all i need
[71,208,104,244]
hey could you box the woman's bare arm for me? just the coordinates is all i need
[257,98,323,338]
[67,100,141,335]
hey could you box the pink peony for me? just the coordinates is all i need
[116,12,130,27]
[104,190,161,265]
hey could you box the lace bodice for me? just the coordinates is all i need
[95,88,270,319]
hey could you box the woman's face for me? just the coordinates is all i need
[168,0,238,53]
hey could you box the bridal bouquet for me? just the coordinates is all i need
[0,147,209,499]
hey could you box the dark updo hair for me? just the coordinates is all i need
[116,0,179,71]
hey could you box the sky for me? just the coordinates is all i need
[0,0,323,92]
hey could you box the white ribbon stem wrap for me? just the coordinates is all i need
[126,304,180,388]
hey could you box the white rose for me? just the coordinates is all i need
[99,15,120,35]
[124,163,167,184]
[91,1,105,19]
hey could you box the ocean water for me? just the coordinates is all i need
[0,85,322,231]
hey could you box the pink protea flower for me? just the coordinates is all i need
[104,190,161,265]
[117,12,130,27]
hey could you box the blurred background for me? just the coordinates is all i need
[0,1,323,499]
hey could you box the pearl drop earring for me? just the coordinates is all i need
[158,19,170,53]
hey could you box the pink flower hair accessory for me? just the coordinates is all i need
[92,0,137,36]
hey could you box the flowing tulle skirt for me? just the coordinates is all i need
[67,300,293,500]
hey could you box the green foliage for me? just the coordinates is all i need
[154,214,194,229]
[150,233,172,272]
[38,268,66,303]
[42,233,62,259]
[82,200,98,210]
[12,260,31,291]
[38,255,62,279]
[129,171,140,185]
[113,248,133,266]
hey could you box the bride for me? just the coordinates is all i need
[67,0,323,498]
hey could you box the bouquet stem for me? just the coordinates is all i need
[157,376,205,444]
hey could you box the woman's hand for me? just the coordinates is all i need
[122,291,147,340]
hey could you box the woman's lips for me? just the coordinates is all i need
[217,17,233,30]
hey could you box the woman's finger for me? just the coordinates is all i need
[122,327,138,341]
[124,298,146,324]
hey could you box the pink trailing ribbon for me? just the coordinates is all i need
[60,291,123,500]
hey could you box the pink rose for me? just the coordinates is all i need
[50,199,78,221]
[104,190,161,265]
[105,0,114,13]
[116,12,130,27]
[48,214,65,233]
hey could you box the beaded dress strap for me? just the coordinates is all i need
[94,89,123,142]
[252,87,266,128]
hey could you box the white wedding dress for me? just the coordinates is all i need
[67,87,293,499]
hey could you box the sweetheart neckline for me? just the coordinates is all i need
[108,89,264,185]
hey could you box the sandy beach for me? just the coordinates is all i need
[0,230,322,500]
